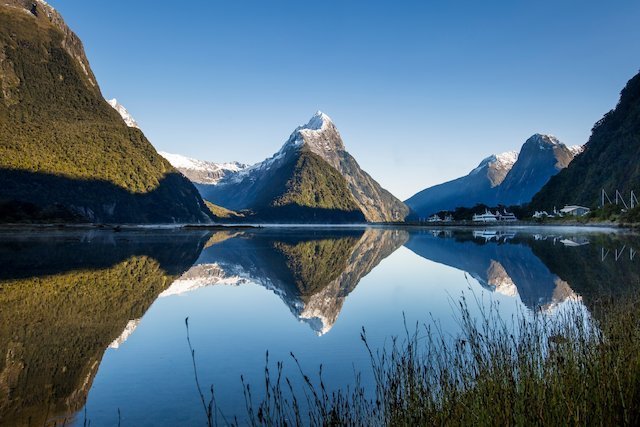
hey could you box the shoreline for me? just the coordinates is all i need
[0,220,628,232]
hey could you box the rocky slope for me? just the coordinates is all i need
[0,1,212,223]
[198,112,409,222]
[496,134,582,206]
[531,71,640,209]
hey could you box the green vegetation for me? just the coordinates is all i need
[210,148,366,223]
[0,6,211,223]
[532,70,640,210]
[274,236,359,296]
[273,149,362,213]
[620,206,640,225]
[187,289,640,426]
[0,257,178,425]
[205,200,245,219]
[191,292,640,426]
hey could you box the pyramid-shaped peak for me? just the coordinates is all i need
[301,111,334,131]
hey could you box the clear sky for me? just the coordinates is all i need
[52,0,640,200]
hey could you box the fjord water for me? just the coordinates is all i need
[0,227,638,426]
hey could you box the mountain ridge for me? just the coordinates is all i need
[0,2,212,223]
[406,134,582,217]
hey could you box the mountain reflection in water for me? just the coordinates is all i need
[0,227,638,426]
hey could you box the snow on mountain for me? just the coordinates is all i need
[159,263,247,298]
[470,151,519,187]
[107,98,139,129]
[108,319,141,349]
[220,111,335,186]
[569,145,584,157]
[159,152,248,185]
[198,110,409,222]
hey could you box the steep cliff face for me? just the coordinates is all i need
[198,112,409,223]
[496,134,580,206]
[0,2,212,223]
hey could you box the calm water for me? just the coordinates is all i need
[0,226,638,426]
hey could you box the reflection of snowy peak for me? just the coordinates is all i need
[486,261,518,297]
[108,319,141,349]
[172,229,407,335]
[540,279,582,314]
[404,231,586,312]
[159,263,247,297]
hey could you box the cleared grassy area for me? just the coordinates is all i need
[189,291,640,426]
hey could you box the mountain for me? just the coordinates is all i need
[159,152,248,185]
[405,151,518,217]
[406,135,582,217]
[531,71,640,210]
[496,134,582,206]
[164,228,408,335]
[198,112,409,222]
[107,98,139,129]
[0,1,212,223]
[404,230,582,311]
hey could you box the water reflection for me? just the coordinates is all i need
[0,227,638,425]
[164,229,408,335]
[0,230,209,426]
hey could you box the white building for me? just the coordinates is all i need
[559,205,590,217]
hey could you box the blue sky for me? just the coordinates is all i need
[53,0,640,199]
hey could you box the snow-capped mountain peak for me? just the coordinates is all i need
[107,98,139,129]
[159,152,248,185]
[470,150,518,187]
[301,110,332,131]
[528,133,561,150]
[222,111,341,186]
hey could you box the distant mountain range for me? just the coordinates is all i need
[165,112,410,223]
[531,71,640,210]
[405,134,583,217]
[158,152,248,185]
[0,0,212,223]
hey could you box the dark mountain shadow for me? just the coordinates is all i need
[0,230,209,426]
[0,229,211,280]
[404,230,578,311]
[528,233,640,310]
[0,168,212,224]
[172,228,408,334]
